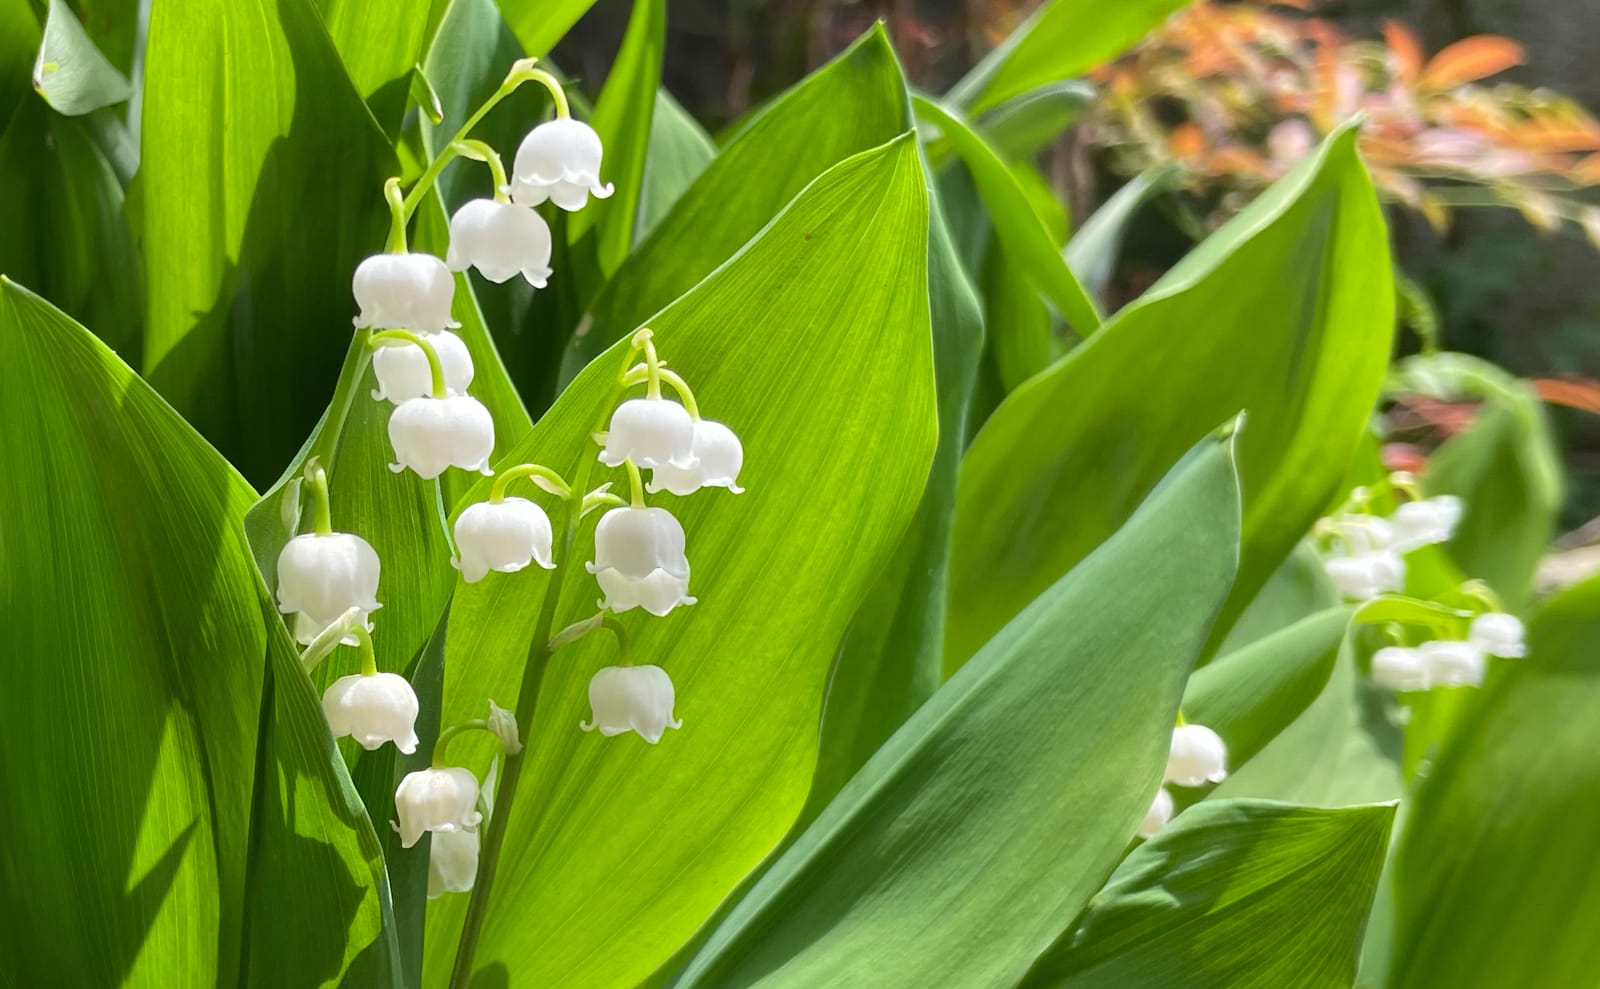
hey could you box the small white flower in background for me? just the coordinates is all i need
[370,329,475,404]
[580,665,683,743]
[452,498,555,582]
[1327,513,1394,554]
[1390,495,1463,553]
[647,419,746,496]
[1370,646,1431,692]
[1419,640,1487,688]
[276,532,382,644]
[510,117,614,211]
[1165,723,1228,787]
[427,827,480,898]
[387,394,496,479]
[1469,612,1526,658]
[322,672,420,753]
[352,253,458,333]
[1138,787,1174,839]
[1323,551,1406,601]
[597,397,697,470]
[586,506,696,616]
[394,766,482,848]
[446,198,554,287]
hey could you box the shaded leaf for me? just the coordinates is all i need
[31,0,129,115]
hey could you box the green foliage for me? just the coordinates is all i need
[31,0,129,115]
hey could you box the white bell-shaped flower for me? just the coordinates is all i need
[1370,646,1431,691]
[1323,551,1406,601]
[276,532,382,644]
[427,826,480,898]
[446,198,554,286]
[510,117,615,211]
[370,329,475,404]
[394,766,482,848]
[1469,612,1526,658]
[593,568,697,617]
[1138,787,1174,839]
[1165,723,1228,787]
[647,420,746,496]
[1327,513,1394,554]
[1419,640,1487,688]
[597,397,697,470]
[1390,495,1463,553]
[352,253,458,333]
[452,497,555,582]
[580,665,683,743]
[388,394,496,479]
[586,506,696,616]
[322,672,420,753]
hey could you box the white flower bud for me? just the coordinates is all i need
[1165,723,1228,787]
[1323,551,1406,601]
[1370,646,1431,691]
[276,532,382,643]
[1138,787,1174,839]
[597,397,697,470]
[1419,640,1487,688]
[445,198,554,287]
[1469,612,1526,658]
[486,699,523,755]
[394,766,482,848]
[388,394,496,479]
[1390,495,1463,553]
[452,498,555,583]
[510,117,615,211]
[1328,513,1394,554]
[580,665,683,743]
[647,419,746,496]
[322,672,420,753]
[370,329,475,404]
[586,506,697,616]
[352,253,458,333]
[427,826,480,898]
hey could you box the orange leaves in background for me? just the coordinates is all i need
[1533,378,1600,415]
[1417,35,1525,90]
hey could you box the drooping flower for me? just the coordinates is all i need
[1469,612,1526,658]
[580,665,683,743]
[352,253,458,333]
[647,419,746,496]
[1390,495,1463,553]
[427,827,480,898]
[387,394,496,479]
[394,766,482,848]
[276,532,382,644]
[1138,787,1174,839]
[451,497,556,583]
[322,672,420,753]
[1323,551,1406,601]
[446,198,554,287]
[1165,723,1228,787]
[510,117,614,211]
[1370,646,1431,691]
[597,397,697,470]
[586,506,696,616]
[1419,640,1487,688]
[370,329,475,404]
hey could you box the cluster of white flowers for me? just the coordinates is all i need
[1370,611,1526,692]
[1318,490,1462,601]
[1139,722,1228,839]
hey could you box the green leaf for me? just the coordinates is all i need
[1216,541,1340,655]
[317,0,434,134]
[493,0,597,59]
[1026,800,1396,989]
[945,125,1394,672]
[977,79,1094,161]
[139,0,395,487]
[425,134,936,989]
[1065,166,1174,305]
[675,430,1241,989]
[31,0,129,115]
[0,278,398,987]
[1387,575,1600,988]
[639,89,715,238]
[408,63,444,124]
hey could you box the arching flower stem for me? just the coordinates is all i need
[625,461,646,507]
[384,177,408,253]
[451,139,511,203]
[305,462,334,536]
[369,330,447,399]
[548,611,633,664]
[490,463,572,502]
[622,364,701,419]
[432,719,493,768]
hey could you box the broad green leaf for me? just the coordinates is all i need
[639,89,715,238]
[1026,800,1395,989]
[946,126,1394,671]
[675,430,1241,989]
[1216,541,1340,655]
[980,222,1053,390]
[560,25,910,383]
[318,0,435,135]
[1388,575,1600,988]
[949,0,1191,114]
[977,79,1094,161]
[31,0,129,115]
[139,0,394,487]
[493,0,597,59]
[0,278,397,988]
[1065,166,1174,305]
[425,135,936,989]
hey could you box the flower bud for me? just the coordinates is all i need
[580,665,683,743]
[427,827,480,898]
[1165,723,1228,787]
[1419,640,1486,688]
[1138,787,1174,839]
[1389,495,1463,553]
[275,532,382,644]
[388,394,496,479]
[1469,612,1526,658]
[394,766,482,848]
[597,397,697,470]
[586,506,696,616]
[647,420,746,496]
[452,497,555,583]
[1323,551,1406,601]
[510,117,614,211]
[1370,646,1430,691]
[322,672,420,753]
[370,329,475,404]
[352,253,458,333]
[446,198,554,287]
[486,699,523,755]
